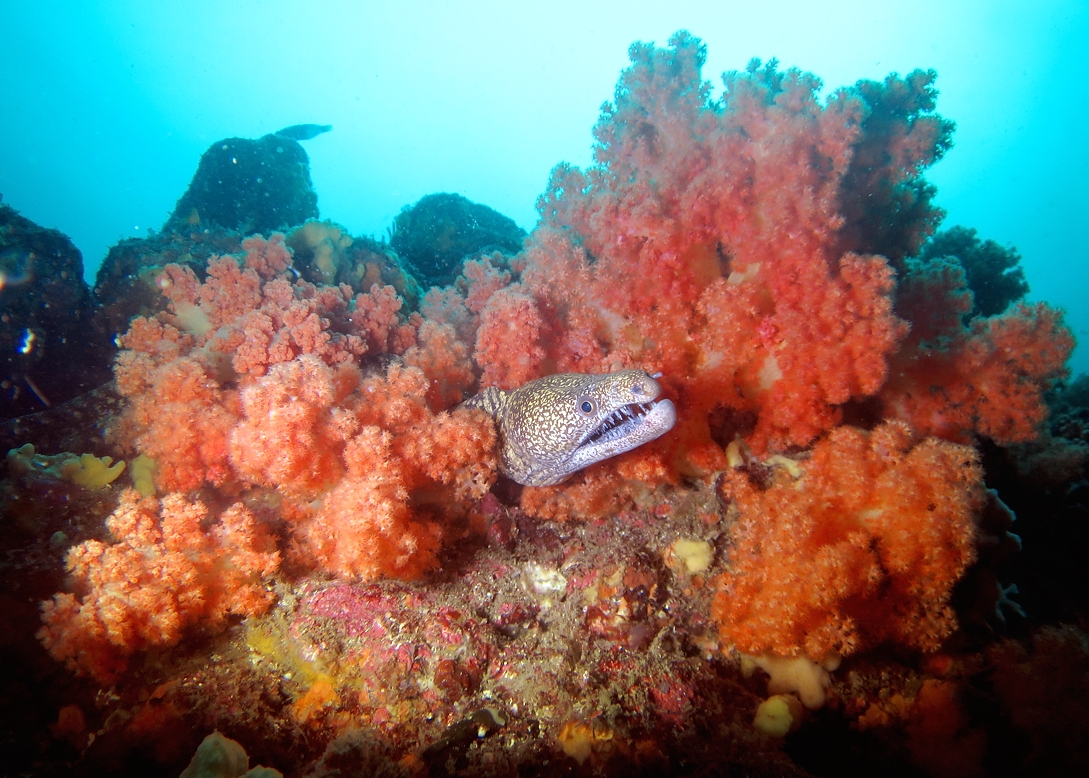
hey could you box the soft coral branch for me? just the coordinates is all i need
[39,490,279,683]
[882,260,1073,444]
[713,422,982,660]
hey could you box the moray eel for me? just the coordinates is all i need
[462,370,677,487]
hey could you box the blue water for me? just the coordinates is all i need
[1,0,1086,375]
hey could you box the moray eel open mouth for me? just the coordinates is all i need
[462,370,677,486]
[582,398,675,449]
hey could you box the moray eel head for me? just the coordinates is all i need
[463,370,676,487]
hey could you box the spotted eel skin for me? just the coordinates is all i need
[461,370,677,487]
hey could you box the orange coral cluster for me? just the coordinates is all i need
[112,234,489,503]
[39,490,279,682]
[42,235,495,679]
[882,259,1074,444]
[300,361,497,579]
[712,422,982,660]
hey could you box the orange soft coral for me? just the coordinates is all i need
[297,363,497,579]
[229,355,357,497]
[348,362,497,501]
[121,308,495,579]
[59,280,495,678]
[113,233,435,494]
[303,426,439,580]
[114,353,240,492]
[351,282,417,355]
[106,228,492,592]
[519,449,674,522]
[712,422,982,660]
[38,490,279,683]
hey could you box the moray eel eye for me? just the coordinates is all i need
[578,397,596,415]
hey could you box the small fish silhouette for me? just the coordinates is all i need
[272,124,332,141]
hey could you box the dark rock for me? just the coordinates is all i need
[390,193,526,288]
[93,230,242,339]
[163,134,319,235]
[0,382,122,456]
[0,200,113,421]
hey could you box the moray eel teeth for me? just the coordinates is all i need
[462,370,677,487]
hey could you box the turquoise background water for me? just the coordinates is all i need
[1,0,1085,375]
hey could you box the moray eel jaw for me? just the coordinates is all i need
[463,370,677,487]
[563,395,677,480]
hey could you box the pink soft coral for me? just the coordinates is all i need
[441,33,931,473]
[425,31,1067,511]
[153,234,405,378]
[882,259,1073,444]
[474,286,547,389]
[529,37,925,455]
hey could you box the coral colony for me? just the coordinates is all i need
[3,32,1086,776]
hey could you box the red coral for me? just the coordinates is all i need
[38,490,279,682]
[460,33,927,468]
[712,422,982,659]
[474,286,547,389]
[882,260,1073,444]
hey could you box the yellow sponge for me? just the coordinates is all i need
[753,694,804,737]
[59,453,126,489]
